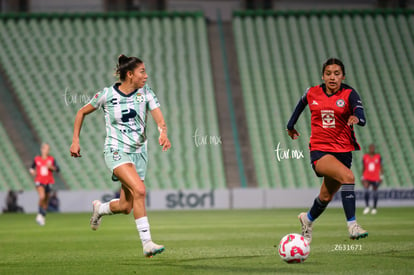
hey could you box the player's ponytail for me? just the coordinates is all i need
[115,54,143,81]
[118,54,130,65]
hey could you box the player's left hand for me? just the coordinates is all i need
[47,163,56,171]
[159,133,171,151]
[29,168,36,177]
[347,115,359,126]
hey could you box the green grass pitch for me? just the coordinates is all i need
[1,207,413,274]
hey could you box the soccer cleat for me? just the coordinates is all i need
[371,208,377,215]
[90,200,102,231]
[363,207,370,215]
[349,223,368,240]
[143,241,165,258]
[36,214,45,226]
[298,212,313,244]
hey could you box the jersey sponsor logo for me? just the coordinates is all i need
[136,93,145,103]
[336,99,345,107]
[40,166,49,176]
[122,127,141,134]
[321,110,335,128]
[121,108,137,122]
[311,100,319,105]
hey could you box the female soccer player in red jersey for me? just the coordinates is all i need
[362,144,383,215]
[286,58,368,243]
[70,55,171,257]
[29,143,60,226]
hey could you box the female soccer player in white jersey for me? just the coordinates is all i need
[70,55,171,257]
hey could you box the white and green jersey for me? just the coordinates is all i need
[90,83,160,153]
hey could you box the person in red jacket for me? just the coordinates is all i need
[362,144,383,215]
[29,143,59,226]
[287,58,368,243]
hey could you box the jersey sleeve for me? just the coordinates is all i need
[89,89,107,109]
[286,88,309,130]
[53,158,60,173]
[145,85,161,111]
[349,90,366,126]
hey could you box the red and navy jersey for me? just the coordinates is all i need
[287,83,366,153]
[362,153,382,181]
[31,156,59,184]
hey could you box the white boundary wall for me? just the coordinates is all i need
[1,188,413,213]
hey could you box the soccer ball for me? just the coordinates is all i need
[278,233,310,263]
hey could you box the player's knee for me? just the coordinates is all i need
[132,185,146,198]
[341,170,354,184]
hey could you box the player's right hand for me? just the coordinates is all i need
[70,143,82,158]
[29,168,36,177]
[287,129,300,140]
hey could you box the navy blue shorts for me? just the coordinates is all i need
[364,180,380,188]
[310,151,353,178]
[35,182,52,194]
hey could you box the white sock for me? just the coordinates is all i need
[347,220,357,227]
[136,216,152,245]
[98,200,115,216]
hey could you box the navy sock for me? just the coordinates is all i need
[341,184,356,221]
[373,190,378,209]
[364,188,369,207]
[39,206,46,217]
[307,197,329,222]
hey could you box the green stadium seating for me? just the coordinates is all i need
[0,122,33,191]
[1,10,412,191]
[0,13,226,190]
[233,10,414,188]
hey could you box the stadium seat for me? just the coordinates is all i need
[0,12,226,190]
[233,10,414,188]
[0,122,33,191]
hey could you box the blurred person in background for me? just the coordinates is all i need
[362,144,383,215]
[47,191,60,212]
[30,143,60,225]
[2,189,24,213]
